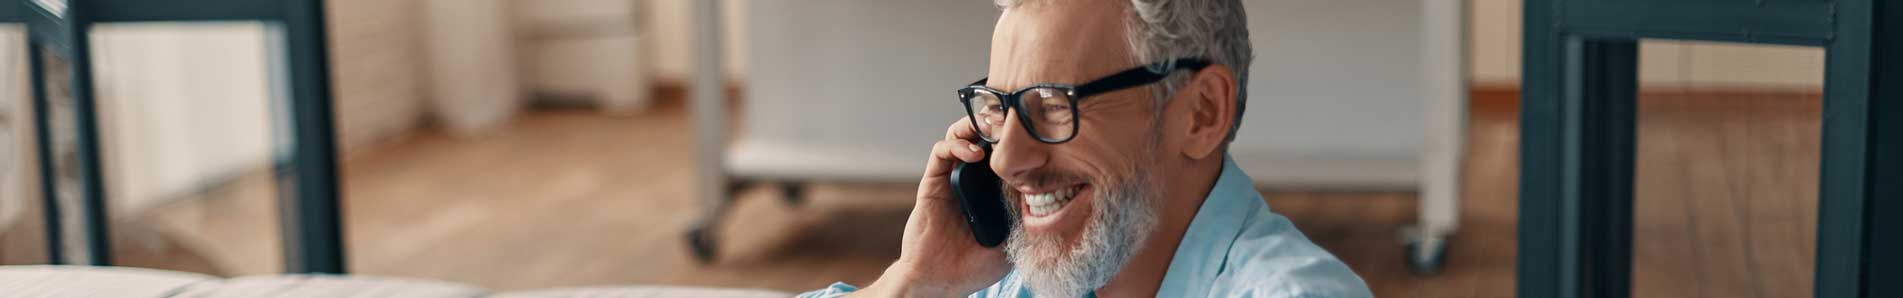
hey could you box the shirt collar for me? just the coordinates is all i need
[1154,155,1259,298]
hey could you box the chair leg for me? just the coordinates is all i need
[684,223,718,264]
[1814,3,1902,296]
[1402,226,1450,275]
[686,179,749,264]
[780,182,806,206]
[685,0,730,265]
[1405,0,1466,275]
[1518,31,1639,297]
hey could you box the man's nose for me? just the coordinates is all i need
[990,110,1049,186]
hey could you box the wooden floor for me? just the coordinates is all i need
[0,88,1821,297]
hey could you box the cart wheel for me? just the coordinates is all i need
[727,180,754,198]
[687,227,717,264]
[1405,234,1448,275]
[781,182,807,206]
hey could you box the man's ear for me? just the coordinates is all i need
[1178,64,1236,160]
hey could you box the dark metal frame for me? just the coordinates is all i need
[1520,0,1899,297]
[0,0,345,273]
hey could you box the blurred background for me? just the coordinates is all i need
[0,0,1824,297]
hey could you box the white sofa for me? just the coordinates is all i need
[0,265,790,298]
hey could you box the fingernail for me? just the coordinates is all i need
[967,144,982,153]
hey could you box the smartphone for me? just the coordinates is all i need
[950,140,1012,247]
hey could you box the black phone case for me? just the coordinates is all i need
[951,143,1012,247]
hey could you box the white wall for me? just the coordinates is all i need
[1229,0,1430,187]
[733,0,997,180]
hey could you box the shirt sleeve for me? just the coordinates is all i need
[795,282,860,298]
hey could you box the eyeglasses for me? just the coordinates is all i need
[958,57,1211,144]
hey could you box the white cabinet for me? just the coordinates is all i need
[514,0,651,113]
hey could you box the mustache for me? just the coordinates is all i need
[1003,170,1091,193]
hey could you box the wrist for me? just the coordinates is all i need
[869,261,950,298]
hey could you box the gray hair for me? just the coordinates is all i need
[994,0,1254,142]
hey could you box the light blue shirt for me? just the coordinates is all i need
[800,157,1373,298]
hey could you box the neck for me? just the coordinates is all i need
[1092,157,1223,297]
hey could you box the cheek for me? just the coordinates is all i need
[1150,115,1187,155]
[1058,99,1165,173]
[1055,127,1156,180]
[1151,101,1194,147]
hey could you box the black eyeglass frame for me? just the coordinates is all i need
[957,57,1213,144]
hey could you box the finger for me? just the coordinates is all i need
[919,141,957,202]
[925,139,985,175]
[924,140,954,178]
[945,117,980,141]
[950,138,984,162]
[943,118,986,162]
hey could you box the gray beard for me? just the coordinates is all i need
[1003,162,1162,298]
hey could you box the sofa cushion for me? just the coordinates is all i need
[0,265,219,297]
[171,274,488,298]
[0,266,792,297]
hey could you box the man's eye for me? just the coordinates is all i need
[1042,109,1073,123]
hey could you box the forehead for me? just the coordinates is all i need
[987,1,1134,90]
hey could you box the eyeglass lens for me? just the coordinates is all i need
[964,87,1075,142]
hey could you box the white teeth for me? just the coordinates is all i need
[1023,185,1084,217]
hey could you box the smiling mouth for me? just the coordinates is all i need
[1022,184,1086,217]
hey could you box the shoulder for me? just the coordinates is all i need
[1214,211,1373,298]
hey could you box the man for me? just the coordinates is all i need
[801,0,1372,297]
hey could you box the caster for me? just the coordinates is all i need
[1404,234,1448,275]
[687,227,717,264]
[727,180,755,198]
[781,182,807,206]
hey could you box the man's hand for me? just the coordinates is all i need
[855,118,1011,297]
